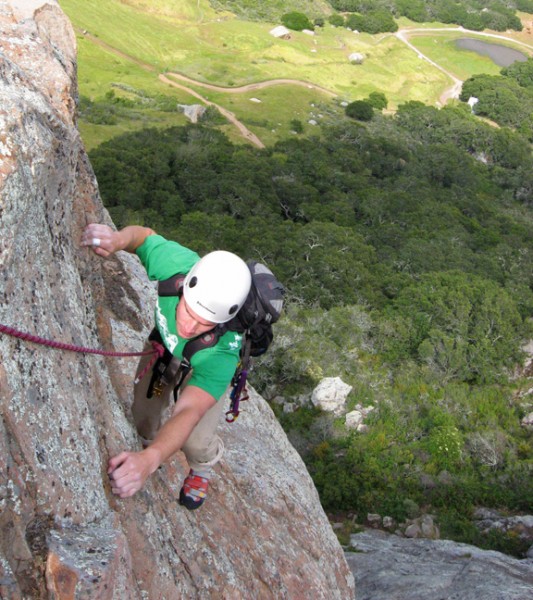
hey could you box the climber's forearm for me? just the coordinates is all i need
[116,226,156,253]
[107,386,216,498]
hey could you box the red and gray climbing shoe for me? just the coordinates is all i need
[179,469,210,510]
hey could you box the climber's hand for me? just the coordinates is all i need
[107,449,160,498]
[82,224,155,257]
[81,223,120,258]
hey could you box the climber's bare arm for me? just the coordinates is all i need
[81,224,155,258]
[107,386,216,498]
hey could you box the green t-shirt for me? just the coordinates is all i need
[136,234,242,400]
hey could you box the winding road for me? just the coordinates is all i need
[396,27,533,106]
[79,25,533,147]
[395,29,462,105]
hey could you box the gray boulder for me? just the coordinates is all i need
[178,103,207,123]
[311,376,353,415]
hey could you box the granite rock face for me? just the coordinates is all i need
[0,2,355,598]
[346,530,533,600]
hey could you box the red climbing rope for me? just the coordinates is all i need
[0,322,164,364]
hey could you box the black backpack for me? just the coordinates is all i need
[224,261,284,357]
[147,260,284,421]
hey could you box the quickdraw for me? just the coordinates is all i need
[226,368,249,423]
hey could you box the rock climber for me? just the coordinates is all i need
[82,223,251,509]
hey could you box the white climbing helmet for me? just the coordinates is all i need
[183,251,252,324]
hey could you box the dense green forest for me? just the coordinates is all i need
[90,84,533,555]
[461,58,533,140]
[209,0,331,21]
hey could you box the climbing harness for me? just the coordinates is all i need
[0,323,164,373]
[141,325,249,422]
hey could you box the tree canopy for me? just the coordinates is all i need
[328,0,525,30]
[90,103,533,355]
[460,73,533,141]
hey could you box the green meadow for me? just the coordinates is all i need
[197,83,342,146]
[59,0,532,148]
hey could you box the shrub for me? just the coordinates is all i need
[347,10,398,34]
[281,11,313,31]
[346,14,363,31]
[367,91,388,110]
[346,100,374,121]
[439,511,532,558]
[202,105,226,125]
[290,119,304,134]
[426,425,463,471]
[78,96,118,125]
[328,13,345,27]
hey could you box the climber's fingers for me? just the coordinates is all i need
[107,450,153,498]
[81,223,118,257]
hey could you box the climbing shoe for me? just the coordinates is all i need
[179,469,210,510]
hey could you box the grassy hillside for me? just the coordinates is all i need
[74,34,196,149]
[58,0,441,149]
[61,0,446,93]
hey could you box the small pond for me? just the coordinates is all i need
[455,38,528,67]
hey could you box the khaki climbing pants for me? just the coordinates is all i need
[131,341,225,471]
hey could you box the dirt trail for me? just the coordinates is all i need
[165,71,337,97]
[158,74,266,148]
[79,29,156,72]
[395,29,462,105]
